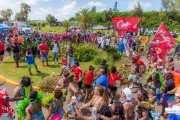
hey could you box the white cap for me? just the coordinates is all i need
[123,88,132,101]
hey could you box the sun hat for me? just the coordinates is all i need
[123,88,132,101]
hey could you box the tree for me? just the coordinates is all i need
[46,14,56,25]
[6,9,13,20]
[133,1,143,17]
[75,8,95,31]
[91,6,96,12]
[113,1,118,11]
[15,12,25,21]
[63,20,71,30]
[20,3,31,21]
[0,9,13,24]
[161,0,171,12]
[69,17,75,21]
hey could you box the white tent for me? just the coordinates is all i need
[92,25,108,30]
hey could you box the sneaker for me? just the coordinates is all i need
[37,70,41,73]
[46,64,50,66]
[42,64,44,67]
[52,62,55,64]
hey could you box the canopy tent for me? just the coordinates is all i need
[0,24,11,31]
[92,25,108,30]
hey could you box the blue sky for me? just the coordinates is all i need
[0,0,162,20]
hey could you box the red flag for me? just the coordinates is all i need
[153,22,177,50]
[151,42,167,65]
[112,17,139,35]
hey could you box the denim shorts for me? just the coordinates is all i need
[67,56,74,65]
[53,52,59,58]
[41,54,48,61]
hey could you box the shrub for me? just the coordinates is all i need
[74,45,98,62]
[38,76,60,91]
[22,43,38,55]
[105,47,121,61]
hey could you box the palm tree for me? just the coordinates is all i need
[63,20,71,30]
[46,14,56,26]
[0,10,7,22]
[6,9,13,23]
[20,3,31,21]
[76,8,95,31]
[15,12,25,21]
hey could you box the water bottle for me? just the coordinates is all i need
[76,96,82,106]
[92,107,97,120]
[68,104,74,114]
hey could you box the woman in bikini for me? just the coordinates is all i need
[55,70,70,90]
[17,91,44,120]
[80,85,108,110]
[145,73,161,104]
[65,75,83,104]
[45,88,64,120]
[64,76,83,120]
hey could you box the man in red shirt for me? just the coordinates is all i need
[108,66,122,104]
[53,34,59,42]
[84,65,94,104]
[0,39,5,63]
[71,61,84,89]
[38,40,49,67]
[133,53,146,76]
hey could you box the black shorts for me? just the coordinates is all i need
[77,81,82,89]
[0,51,4,55]
[85,84,92,89]
[108,84,117,91]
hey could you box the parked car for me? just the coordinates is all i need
[169,31,178,38]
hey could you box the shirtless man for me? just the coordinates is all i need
[125,58,139,88]
[122,88,137,120]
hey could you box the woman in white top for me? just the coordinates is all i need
[105,36,110,48]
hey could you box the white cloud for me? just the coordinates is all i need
[29,1,77,20]
[127,0,152,10]
[0,0,50,19]
[87,1,106,7]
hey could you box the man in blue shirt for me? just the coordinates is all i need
[118,38,124,57]
[94,66,108,90]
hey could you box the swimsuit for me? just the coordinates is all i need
[51,100,64,119]
[31,111,44,120]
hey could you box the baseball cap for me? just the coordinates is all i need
[62,58,67,65]
[133,53,140,60]
[123,88,132,101]
[74,61,79,66]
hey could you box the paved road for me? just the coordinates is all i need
[0,52,179,120]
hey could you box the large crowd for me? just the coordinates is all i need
[0,29,180,120]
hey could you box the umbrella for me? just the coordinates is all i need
[92,25,108,30]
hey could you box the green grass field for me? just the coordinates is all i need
[0,50,131,87]
[41,26,66,32]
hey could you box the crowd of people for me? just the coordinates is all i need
[0,29,180,120]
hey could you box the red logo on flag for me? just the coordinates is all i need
[112,17,139,35]
[153,23,177,50]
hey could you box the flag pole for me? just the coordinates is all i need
[152,22,163,42]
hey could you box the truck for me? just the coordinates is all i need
[11,21,33,34]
